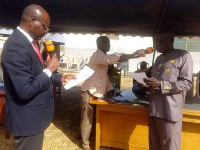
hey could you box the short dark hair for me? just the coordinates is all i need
[96,36,109,46]
[156,26,175,37]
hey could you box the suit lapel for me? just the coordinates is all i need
[14,30,44,68]
[14,29,33,50]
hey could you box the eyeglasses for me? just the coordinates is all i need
[32,17,50,32]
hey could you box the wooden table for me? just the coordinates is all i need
[90,99,200,150]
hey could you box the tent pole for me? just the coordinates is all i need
[156,0,169,32]
[152,36,156,66]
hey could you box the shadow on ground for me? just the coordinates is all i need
[53,86,96,149]
[0,81,127,150]
[53,86,120,150]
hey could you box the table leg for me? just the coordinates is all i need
[96,106,100,150]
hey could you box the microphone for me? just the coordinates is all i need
[132,47,154,58]
[45,40,55,58]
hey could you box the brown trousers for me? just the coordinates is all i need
[80,91,95,149]
[148,116,182,150]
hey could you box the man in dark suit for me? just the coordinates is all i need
[1,4,74,150]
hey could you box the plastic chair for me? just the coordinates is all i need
[84,56,91,65]
[71,57,81,70]
[62,56,72,69]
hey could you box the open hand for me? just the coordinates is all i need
[143,77,161,88]
[61,74,76,83]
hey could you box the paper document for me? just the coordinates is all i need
[64,66,94,90]
[113,89,137,101]
[128,72,147,86]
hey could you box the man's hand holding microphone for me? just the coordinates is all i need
[45,40,75,84]
[132,47,154,58]
[117,47,154,62]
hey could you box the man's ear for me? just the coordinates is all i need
[29,17,35,27]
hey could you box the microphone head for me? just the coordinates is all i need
[45,40,54,52]
[145,47,154,54]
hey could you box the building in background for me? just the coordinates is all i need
[174,37,200,73]
[64,33,154,72]
[0,29,199,73]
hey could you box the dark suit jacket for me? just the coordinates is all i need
[1,29,62,136]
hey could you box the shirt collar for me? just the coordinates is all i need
[97,49,104,53]
[17,26,33,43]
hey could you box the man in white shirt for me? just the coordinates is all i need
[81,36,145,150]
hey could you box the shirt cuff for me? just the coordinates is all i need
[160,81,171,94]
[43,69,52,78]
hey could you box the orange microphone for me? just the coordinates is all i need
[132,47,154,58]
[45,40,55,58]
[145,47,154,54]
